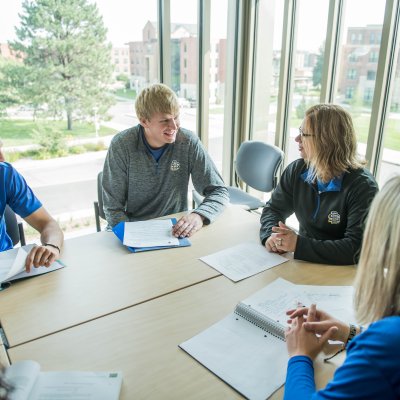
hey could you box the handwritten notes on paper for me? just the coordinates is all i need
[123,219,179,248]
[200,242,289,282]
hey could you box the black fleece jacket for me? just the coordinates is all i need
[260,159,378,265]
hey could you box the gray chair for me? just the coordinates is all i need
[193,141,284,210]
[93,171,106,232]
[4,205,26,246]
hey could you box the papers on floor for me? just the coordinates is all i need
[180,278,355,400]
[200,242,289,281]
[123,219,179,248]
[0,245,64,285]
[4,360,122,400]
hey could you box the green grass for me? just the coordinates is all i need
[0,119,116,146]
[6,141,108,162]
[114,89,137,100]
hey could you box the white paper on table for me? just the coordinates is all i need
[0,247,28,283]
[242,277,356,327]
[123,219,179,248]
[0,245,65,284]
[199,242,289,282]
[5,360,122,400]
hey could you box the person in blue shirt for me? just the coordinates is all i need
[283,175,400,399]
[0,161,64,272]
[260,104,378,265]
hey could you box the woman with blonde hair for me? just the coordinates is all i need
[284,175,400,399]
[260,104,378,264]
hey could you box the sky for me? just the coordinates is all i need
[0,0,385,50]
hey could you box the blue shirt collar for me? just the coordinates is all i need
[140,126,168,162]
[300,169,344,192]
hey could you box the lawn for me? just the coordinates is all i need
[114,89,137,100]
[0,119,116,147]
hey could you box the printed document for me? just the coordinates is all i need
[123,219,179,248]
[200,242,289,281]
[5,360,122,400]
[0,246,64,284]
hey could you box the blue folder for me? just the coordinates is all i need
[112,218,191,253]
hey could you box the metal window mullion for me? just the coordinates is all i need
[275,0,298,165]
[197,0,211,145]
[365,0,400,176]
[320,0,344,103]
[158,0,171,85]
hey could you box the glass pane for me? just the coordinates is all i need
[0,0,158,237]
[115,1,158,128]
[377,47,400,185]
[252,0,284,146]
[170,0,198,133]
[208,0,228,172]
[334,0,385,158]
[286,0,330,164]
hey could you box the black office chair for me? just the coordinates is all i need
[4,205,26,246]
[193,141,284,210]
[93,171,106,232]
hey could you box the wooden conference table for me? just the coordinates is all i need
[1,207,356,399]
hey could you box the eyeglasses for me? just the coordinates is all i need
[299,126,314,138]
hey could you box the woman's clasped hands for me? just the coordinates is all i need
[284,304,350,360]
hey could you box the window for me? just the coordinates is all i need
[369,51,379,62]
[285,0,329,164]
[367,70,376,80]
[334,0,385,157]
[363,87,374,102]
[370,32,375,44]
[345,87,354,99]
[347,69,357,80]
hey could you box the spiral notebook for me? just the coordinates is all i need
[179,278,354,400]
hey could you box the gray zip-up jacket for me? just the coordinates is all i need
[102,125,229,227]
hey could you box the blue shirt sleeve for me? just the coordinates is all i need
[284,356,316,400]
[6,163,42,218]
[283,317,400,400]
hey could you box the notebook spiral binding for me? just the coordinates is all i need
[234,303,286,341]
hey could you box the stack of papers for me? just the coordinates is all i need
[112,218,191,253]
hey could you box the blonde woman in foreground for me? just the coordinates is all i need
[284,175,400,399]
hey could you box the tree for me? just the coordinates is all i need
[0,58,25,116]
[11,0,114,130]
[312,43,324,88]
[116,74,130,89]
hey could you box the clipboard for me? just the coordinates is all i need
[112,218,191,253]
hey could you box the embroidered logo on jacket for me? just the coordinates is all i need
[328,211,340,224]
[170,160,180,171]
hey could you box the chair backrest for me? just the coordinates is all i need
[4,205,21,246]
[97,171,105,220]
[235,141,284,192]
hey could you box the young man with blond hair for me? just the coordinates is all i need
[102,83,228,237]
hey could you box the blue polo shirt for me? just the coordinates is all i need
[0,162,42,251]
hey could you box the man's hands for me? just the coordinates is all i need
[172,213,204,238]
[25,245,60,273]
[265,221,298,254]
